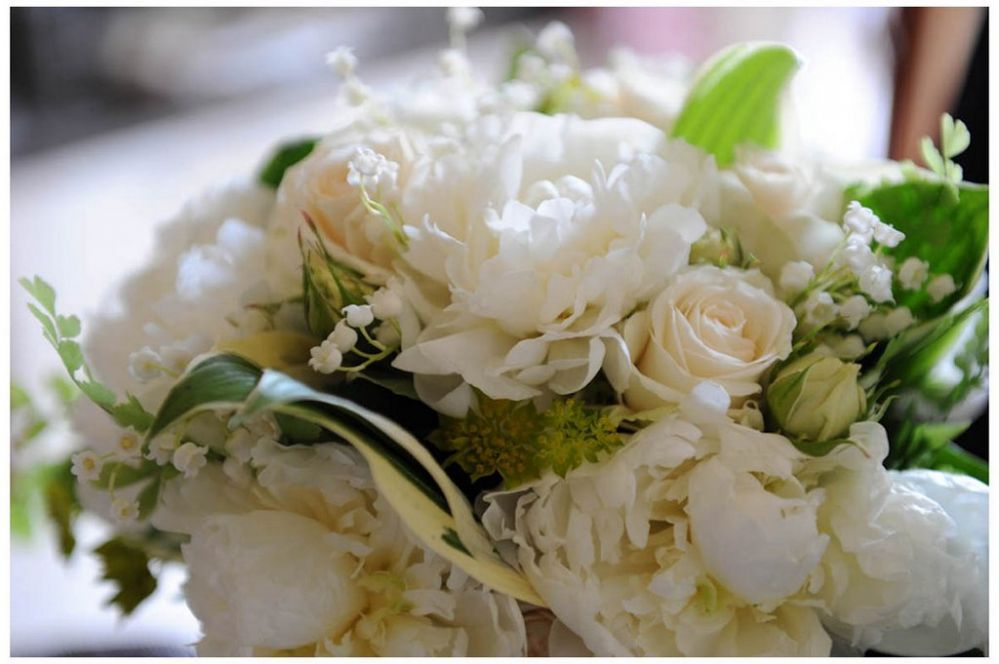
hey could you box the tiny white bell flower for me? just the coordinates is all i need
[779,260,815,294]
[172,442,208,479]
[309,340,343,374]
[342,304,375,328]
[858,264,894,303]
[447,6,484,33]
[898,257,929,290]
[872,220,905,248]
[927,274,957,303]
[70,450,103,482]
[330,320,359,352]
[128,347,163,383]
[885,306,915,335]
[368,289,403,320]
[146,435,177,465]
[375,323,401,347]
[115,433,142,460]
[225,428,256,464]
[843,201,877,242]
[326,46,357,79]
[111,496,139,524]
[839,295,871,330]
[222,456,253,488]
[803,290,838,327]
[536,21,575,63]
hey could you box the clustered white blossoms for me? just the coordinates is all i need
[55,13,986,659]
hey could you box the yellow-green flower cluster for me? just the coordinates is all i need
[435,396,623,488]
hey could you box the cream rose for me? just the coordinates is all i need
[604,265,795,411]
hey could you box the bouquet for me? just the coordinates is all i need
[20,11,988,657]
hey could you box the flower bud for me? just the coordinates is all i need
[766,353,866,442]
[689,227,742,268]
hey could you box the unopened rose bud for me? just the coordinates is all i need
[766,352,866,442]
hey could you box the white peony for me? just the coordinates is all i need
[153,440,526,656]
[604,265,795,411]
[394,112,716,415]
[798,423,989,655]
[483,383,831,656]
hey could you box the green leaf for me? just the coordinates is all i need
[941,114,970,159]
[56,314,81,338]
[42,460,80,558]
[846,180,988,320]
[111,393,155,432]
[92,459,159,491]
[93,537,158,615]
[258,137,318,188]
[920,137,945,176]
[671,42,801,166]
[236,366,544,606]
[79,380,117,410]
[145,354,262,442]
[26,303,57,346]
[19,276,56,314]
[929,443,988,484]
[866,299,988,392]
[137,473,169,520]
[274,411,325,443]
[11,382,31,410]
[57,340,84,373]
[47,374,79,408]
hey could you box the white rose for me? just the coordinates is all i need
[155,441,526,656]
[604,265,795,411]
[733,145,812,221]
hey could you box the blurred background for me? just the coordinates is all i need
[10,6,988,656]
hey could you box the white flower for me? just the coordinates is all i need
[375,322,401,347]
[155,443,526,656]
[368,288,403,319]
[779,260,815,294]
[839,234,877,275]
[839,294,871,329]
[224,428,257,464]
[395,113,713,414]
[536,21,575,63]
[843,201,877,241]
[799,423,988,656]
[872,219,904,248]
[115,433,143,460]
[342,303,375,328]
[173,442,208,479]
[111,495,139,524]
[858,264,893,303]
[329,320,358,352]
[346,147,400,198]
[604,266,795,411]
[858,307,913,341]
[128,347,163,382]
[927,274,957,303]
[897,257,929,290]
[821,333,868,360]
[71,450,103,482]
[326,46,357,79]
[147,435,178,465]
[803,289,838,328]
[447,6,483,33]
[309,339,343,374]
[885,306,914,334]
[483,392,830,656]
[733,146,811,220]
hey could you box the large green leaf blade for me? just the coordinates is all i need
[847,180,988,320]
[671,42,801,166]
[145,354,262,441]
[238,368,545,606]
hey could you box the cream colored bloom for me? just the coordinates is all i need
[483,384,830,656]
[394,112,715,415]
[604,266,795,411]
[154,441,526,656]
[766,353,866,442]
